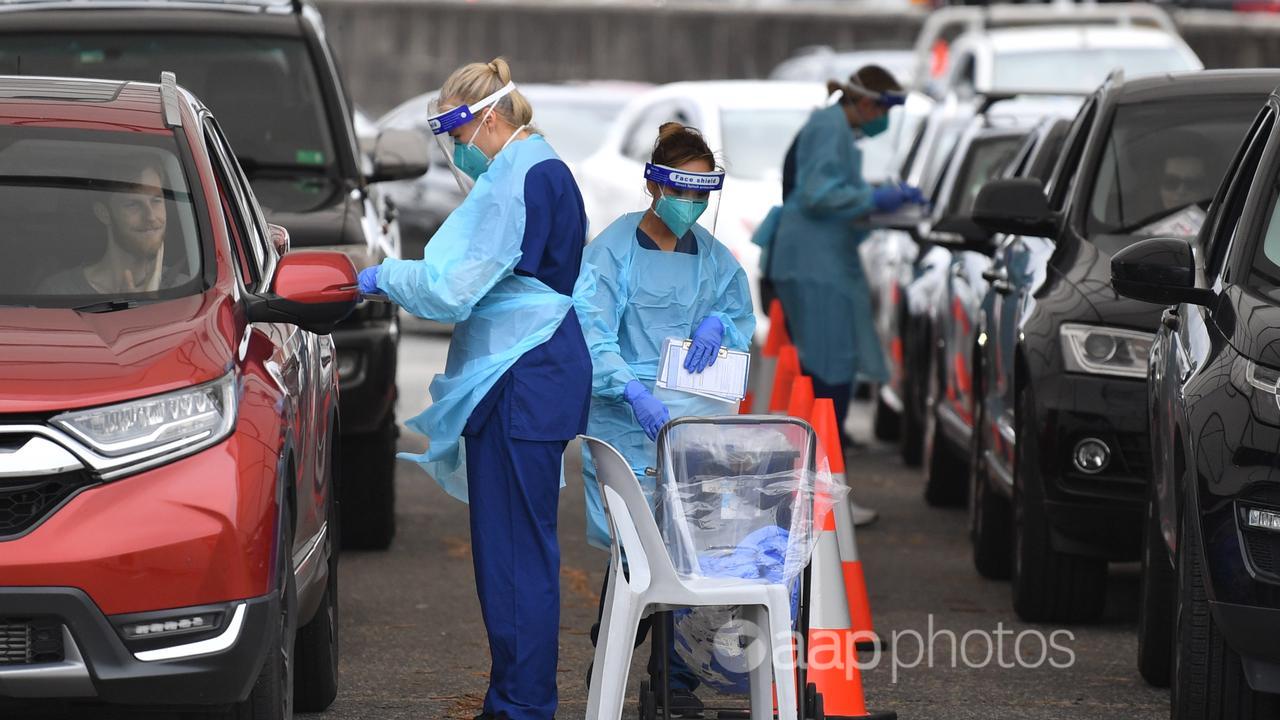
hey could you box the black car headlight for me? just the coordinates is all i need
[1060,324,1154,379]
[1231,354,1280,427]
[52,372,238,471]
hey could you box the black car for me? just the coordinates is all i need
[906,119,1030,506]
[1112,89,1280,716]
[0,0,430,549]
[971,69,1279,622]
[963,116,1072,577]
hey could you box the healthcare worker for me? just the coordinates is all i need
[771,65,919,466]
[576,122,755,717]
[356,58,591,720]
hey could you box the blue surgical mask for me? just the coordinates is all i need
[654,193,708,239]
[861,114,890,138]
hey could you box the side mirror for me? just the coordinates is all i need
[246,251,358,334]
[1111,236,1215,307]
[972,178,1056,238]
[369,128,431,184]
[267,222,290,256]
[928,215,995,255]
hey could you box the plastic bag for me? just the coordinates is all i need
[654,422,847,586]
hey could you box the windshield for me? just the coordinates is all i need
[0,34,336,174]
[721,108,812,181]
[947,135,1025,217]
[0,127,203,307]
[1086,98,1260,240]
[993,48,1197,93]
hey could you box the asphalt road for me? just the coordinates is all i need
[7,329,1170,720]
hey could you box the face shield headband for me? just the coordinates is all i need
[841,79,907,109]
[426,82,518,136]
[643,163,725,192]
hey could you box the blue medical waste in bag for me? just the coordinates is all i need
[671,525,801,694]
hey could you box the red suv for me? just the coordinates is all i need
[0,73,356,719]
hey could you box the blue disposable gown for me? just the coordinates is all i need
[575,213,756,550]
[771,104,888,386]
[378,135,583,502]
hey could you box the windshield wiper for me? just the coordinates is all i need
[70,299,142,313]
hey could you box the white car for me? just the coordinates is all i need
[770,47,916,86]
[908,3,1192,96]
[939,25,1202,99]
[577,81,831,339]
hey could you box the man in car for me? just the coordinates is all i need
[40,155,178,294]
[1135,130,1215,237]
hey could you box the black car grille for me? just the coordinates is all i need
[1114,433,1151,480]
[0,619,64,665]
[0,470,93,538]
[1243,529,1280,580]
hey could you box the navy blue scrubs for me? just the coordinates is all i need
[462,158,592,720]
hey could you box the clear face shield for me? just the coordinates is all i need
[426,82,518,194]
[644,162,725,238]
[836,79,907,139]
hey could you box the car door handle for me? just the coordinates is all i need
[982,268,1007,283]
[1162,308,1180,331]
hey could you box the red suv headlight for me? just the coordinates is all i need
[51,372,238,472]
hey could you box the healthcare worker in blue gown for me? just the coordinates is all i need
[771,65,920,458]
[575,122,755,717]
[356,58,591,720]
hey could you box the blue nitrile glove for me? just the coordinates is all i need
[899,182,927,206]
[872,184,905,213]
[624,379,670,441]
[685,316,725,373]
[357,265,383,296]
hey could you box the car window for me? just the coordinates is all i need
[1026,121,1071,183]
[946,134,1026,217]
[623,101,695,161]
[1085,98,1261,241]
[1206,108,1273,277]
[0,126,204,306]
[204,120,265,289]
[0,33,338,177]
[992,47,1197,94]
[1047,96,1097,213]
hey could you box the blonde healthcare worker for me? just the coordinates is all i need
[576,123,755,715]
[356,58,591,720]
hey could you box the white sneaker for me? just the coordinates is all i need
[850,500,879,527]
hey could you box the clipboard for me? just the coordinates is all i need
[655,337,750,402]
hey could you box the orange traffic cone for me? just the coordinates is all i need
[768,345,801,413]
[751,299,792,413]
[812,398,884,652]
[804,464,895,720]
[786,375,815,420]
[764,298,791,357]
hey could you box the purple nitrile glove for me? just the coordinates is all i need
[872,184,905,213]
[685,316,725,373]
[357,265,383,296]
[624,379,670,441]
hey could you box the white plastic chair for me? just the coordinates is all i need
[581,436,799,720]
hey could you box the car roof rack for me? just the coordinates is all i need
[0,0,302,14]
[160,70,182,128]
